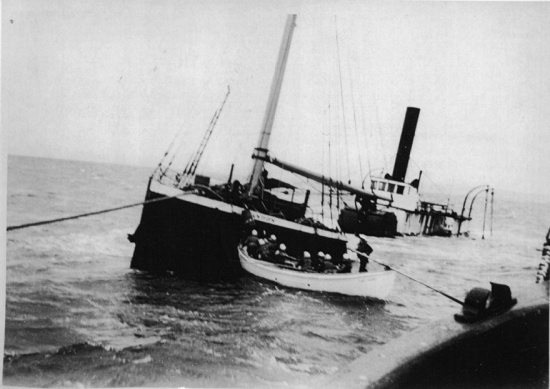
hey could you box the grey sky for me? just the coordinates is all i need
[3,0,550,198]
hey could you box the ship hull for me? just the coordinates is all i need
[130,180,348,280]
[130,185,242,280]
[338,206,463,237]
[338,207,398,237]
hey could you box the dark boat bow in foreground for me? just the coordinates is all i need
[318,280,549,389]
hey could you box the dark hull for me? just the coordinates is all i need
[130,184,347,281]
[338,206,461,238]
[338,207,398,237]
[130,188,243,280]
[321,284,549,389]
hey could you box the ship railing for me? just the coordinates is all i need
[419,201,453,213]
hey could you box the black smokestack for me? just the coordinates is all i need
[392,107,420,183]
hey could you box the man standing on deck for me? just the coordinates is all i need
[357,235,373,273]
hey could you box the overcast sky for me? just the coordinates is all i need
[3,0,550,199]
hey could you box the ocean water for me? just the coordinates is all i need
[3,155,549,388]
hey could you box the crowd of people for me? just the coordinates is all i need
[242,230,373,274]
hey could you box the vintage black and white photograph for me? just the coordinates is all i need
[2,0,549,387]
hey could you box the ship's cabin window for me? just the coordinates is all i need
[371,180,410,194]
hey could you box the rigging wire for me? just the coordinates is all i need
[374,117,387,173]
[357,74,373,185]
[321,178,325,221]
[329,184,334,225]
[179,86,231,187]
[360,35,387,173]
[156,124,185,178]
[334,17,352,184]
[162,86,216,176]
[352,34,376,185]
[327,89,334,219]
[409,158,449,198]
[330,73,340,185]
[490,189,494,237]
[163,131,189,176]
[346,46,364,185]
[321,98,330,221]
[322,75,335,221]
[326,77,335,224]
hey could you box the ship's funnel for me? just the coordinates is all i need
[392,107,420,183]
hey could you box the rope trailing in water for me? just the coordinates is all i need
[352,248,465,306]
[7,191,193,232]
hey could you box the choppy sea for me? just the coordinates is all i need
[3,155,549,388]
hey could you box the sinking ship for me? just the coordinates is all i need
[338,107,492,238]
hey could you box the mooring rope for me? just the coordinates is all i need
[352,248,464,306]
[7,191,193,232]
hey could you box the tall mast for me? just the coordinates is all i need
[248,14,297,196]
